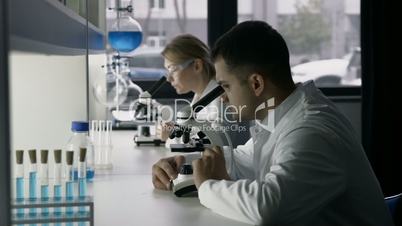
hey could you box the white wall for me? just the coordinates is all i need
[9,51,87,151]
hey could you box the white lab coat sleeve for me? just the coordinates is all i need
[198,127,346,225]
[223,138,254,180]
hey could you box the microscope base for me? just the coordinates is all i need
[170,143,213,152]
[134,135,165,146]
[172,175,197,197]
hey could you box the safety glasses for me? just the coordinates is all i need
[165,59,194,79]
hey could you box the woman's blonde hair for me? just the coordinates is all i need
[162,34,215,79]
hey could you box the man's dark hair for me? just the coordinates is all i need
[211,20,293,89]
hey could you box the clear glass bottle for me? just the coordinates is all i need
[108,3,143,53]
[65,121,95,180]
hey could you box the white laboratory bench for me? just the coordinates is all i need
[90,131,250,226]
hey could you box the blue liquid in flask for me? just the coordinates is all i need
[29,172,37,216]
[16,177,24,217]
[108,31,142,52]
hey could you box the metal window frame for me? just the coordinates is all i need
[0,0,11,225]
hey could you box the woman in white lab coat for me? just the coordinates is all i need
[156,34,221,147]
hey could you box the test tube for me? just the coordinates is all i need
[65,151,74,216]
[93,120,113,169]
[40,150,49,218]
[78,148,87,199]
[106,120,111,146]
[28,149,37,217]
[98,121,104,167]
[78,148,87,225]
[106,120,113,168]
[53,149,62,220]
[15,150,24,218]
[90,121,97,145]
[99,120,104,141]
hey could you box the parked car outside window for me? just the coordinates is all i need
[291,47,361,87]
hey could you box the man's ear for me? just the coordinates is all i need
[248,73,265,97]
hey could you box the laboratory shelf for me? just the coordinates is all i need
[9,0,104,55]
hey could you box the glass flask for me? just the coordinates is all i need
[93,64,128,108]
[120,58,143,103]
[108,4,143,53]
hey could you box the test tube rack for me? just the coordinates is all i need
[11,196,94,225]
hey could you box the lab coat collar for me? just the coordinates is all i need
[251,81,317,137]
[191,79,219,106]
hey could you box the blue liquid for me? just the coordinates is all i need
[29,172,37,199]
[29,172,37,216]
[16,177,24,217]
[53,184,62,216]
[66,181,74,215]
[54,185,62,226]
[79,177,87,226]
[79,178,87,199]
[40,185,49,216]
[73,168,95,180]
[87,168,95,179]
[108,31,142,52]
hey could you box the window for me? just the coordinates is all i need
[150,0,165,10]
[238,0,361,87]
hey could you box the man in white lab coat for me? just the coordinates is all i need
[152,21,393,226]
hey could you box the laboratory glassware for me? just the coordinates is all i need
[40,149,49,217]
[53,149,63,218]
[108,2,142,52]
[92,63,128,108]
[28,149,38,217]
[66,121,95,180]
[90,120,113,169]
[15,150,24,218]
[65,151,74,216]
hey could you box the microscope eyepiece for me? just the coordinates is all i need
[192,86,224,113]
